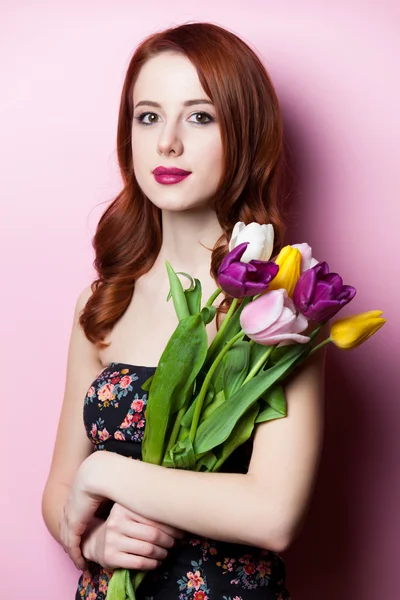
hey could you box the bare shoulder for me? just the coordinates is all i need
[246,323,329,545]
[44,283,103,488]
[77,283,95,311]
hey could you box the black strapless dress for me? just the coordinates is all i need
[75,363,291,600]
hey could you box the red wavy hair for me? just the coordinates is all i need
[80,22,288,347]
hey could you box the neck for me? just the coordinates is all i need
[153,207,224,277]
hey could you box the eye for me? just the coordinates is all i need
[133,111,215,126]
[135,112,159,125]
[188,112,214,124]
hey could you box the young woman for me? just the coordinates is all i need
[42,22,326,600]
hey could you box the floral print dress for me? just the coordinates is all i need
[76,363,291,600]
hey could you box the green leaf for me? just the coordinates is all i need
[195,451,218,471]
[166,272,194,303]
[255,405,285,423]
[268,330,320,365]
[261,384,286,413]
[208,358,224,394]
[104,569,128,600]
[194,353,222,399]
[223,341,251,398]
[205,296,252,366]
[178,271,197,291]
[256,384,287,423]
[169,437,196,470]
[269,345,292,365]
[180,382,215,429]
[200,389,225,422]
[141,373,154,392]
[142,314,208,465]
[194,342,311,455]
[133,570,146,592]
[185,278,202,315]
[165,262,190,321]
[162,382,194,458]
[212,402,260,472]
[177,423,190,443]
[161,453,174,468]
[125,568,136,600]
[249,342,270,371]
[200,305,216,325]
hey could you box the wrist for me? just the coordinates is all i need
[79,450,113,498]
[87,451,137,501]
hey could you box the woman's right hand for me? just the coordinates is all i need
[81,502,185,571]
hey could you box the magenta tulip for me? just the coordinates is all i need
[218,242,279,298]
[293,261,356,323]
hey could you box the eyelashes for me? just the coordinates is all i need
[133,111,215,126]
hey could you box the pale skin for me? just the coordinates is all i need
[42,51,326,574]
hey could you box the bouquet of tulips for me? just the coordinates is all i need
[106,222,386,600]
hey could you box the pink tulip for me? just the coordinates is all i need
[240,289,310,346]
[291,243,319,272]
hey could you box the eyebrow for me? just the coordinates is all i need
[134,99,214,109]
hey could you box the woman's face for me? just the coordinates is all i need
[131,51,224,212]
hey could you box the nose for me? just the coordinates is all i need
[157,122,183,156]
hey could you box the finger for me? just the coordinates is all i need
[74,557,88,571]
[121,522,177,549]
[112,553,162,571]
[60,514,85,569]
[158,525,186,540]
[119,538,169,561]
[122,512,185,540]
[68,533,87,570]
[145,522,186,540]
[108,504,185,542]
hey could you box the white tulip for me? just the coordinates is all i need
[229,221,275,263]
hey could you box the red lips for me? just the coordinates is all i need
[153,166,191,176]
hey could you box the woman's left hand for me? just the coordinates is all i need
[60,454,106,570]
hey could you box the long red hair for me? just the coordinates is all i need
[80,22,287,347]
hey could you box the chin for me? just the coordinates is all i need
[146,196,211,213]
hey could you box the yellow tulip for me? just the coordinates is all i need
[269,246,302,297]
[330,310,386,349]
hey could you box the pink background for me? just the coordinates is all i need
[1,1,398,598]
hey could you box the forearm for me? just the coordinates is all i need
[85,452,286,552]
[42,480,72,544]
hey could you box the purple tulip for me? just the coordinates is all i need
[218,243,279,298]
[293,261,356,322]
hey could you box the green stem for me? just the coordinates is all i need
[212,456,224,473]
[309,323,323,341]
[164,404,187,457]
[205,287,223,307]
[189,330,244,442]
[207,297,239,361]
[242,345,276,385]
[309,337,332,355]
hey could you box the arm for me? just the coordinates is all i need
[42,285,101,544]
[43,286,185,571]
[79,331,327,553]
